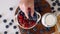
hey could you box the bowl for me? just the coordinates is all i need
[17,11,41,29]
[42,13,57,27]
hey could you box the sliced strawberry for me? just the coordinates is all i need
[18,14,23,19]
[24,23,29,28]
[19,19,23,24]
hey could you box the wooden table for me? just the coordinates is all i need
[18,0,55,34]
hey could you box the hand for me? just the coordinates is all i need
[19,0,34,19]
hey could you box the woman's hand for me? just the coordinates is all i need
[19,0,34,19]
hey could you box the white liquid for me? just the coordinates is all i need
[45,15,56,26]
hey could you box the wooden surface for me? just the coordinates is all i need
[54,14,60,34]
[17,0,55,34]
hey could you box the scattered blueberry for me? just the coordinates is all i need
[9,22,12,25]
[0,14,2,18]
[51,0,54,1]
[4,31,7,34]
[52,10,56,13]
[52,2,56,6]
[51,7,54,10]
[13,26,17,29]
[3,19,7,23]
[55,0,59,3]
[9,7,13,11]
[58,8,60,11]
[57,3,60,6]
[11,19,14,22]
[15,31,19,34]
[6,25,9,28]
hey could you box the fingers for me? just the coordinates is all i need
[19,0,34,19]
[19,4,29,18]
[24,12,29,19]
[31,5,34,17]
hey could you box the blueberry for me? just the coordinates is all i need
[51,0,54,1]
[51,7,54,10]
[52,10,56,13]
[11,19,14,22]
[55,0,59,3]
[4,31,7,34]
[3,19,7,23]
[52,2,56,6]
[0,15,2,18]
[28,11,32,19]
[33,12,37,21]
[13,26,17,29]
[57,3,60,6]
[19,11,25,16]
[15,31,19,34]
[6,25,9,28]
[9,7,13,11]
[58,8,60,11]
[9,22,12,25]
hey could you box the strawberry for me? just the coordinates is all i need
[30,20,36,27]
[18,14,23,19]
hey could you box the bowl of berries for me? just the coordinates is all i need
[17,10,41,29]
